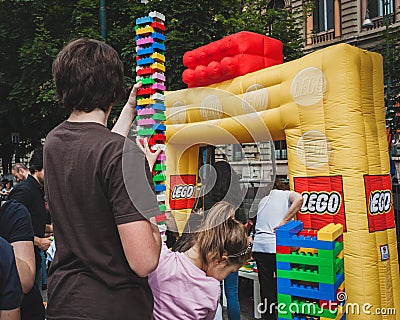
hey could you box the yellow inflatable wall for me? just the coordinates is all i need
[164,43,400,319]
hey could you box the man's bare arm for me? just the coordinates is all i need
[111,83,141,137]
[11,241,35,294]
[118,219,161,277]
[0,308,21,320]
[275,191,303,230]
[282,191,303,223]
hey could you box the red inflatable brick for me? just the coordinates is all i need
[182,31,283,87]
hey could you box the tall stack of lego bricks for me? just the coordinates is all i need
[135,12,167,241]
[276,221,346,320]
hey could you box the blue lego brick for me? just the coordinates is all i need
[319,272,344,292]
[136,16,153,25]
[277,273,344,301]
[276,235,336,250]
[137,47,155,56]
[136,41,166,52]
[153,123,166,131]
[153,42,166,52]
[152,103,166,111]
[276,261,291,270]
[293,316,317,320]
[137,57,155,66]
[152,32,165,41]
[154,184,166,192]
[276,220,304,239]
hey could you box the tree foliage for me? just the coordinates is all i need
[0,0,308,173]
[383,23,400,138]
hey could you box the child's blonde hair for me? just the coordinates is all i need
[195,201,250,268]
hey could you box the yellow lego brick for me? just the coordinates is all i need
[137,98,155,106]
[152,62,165,72]
[298,248,318,255]
[337,250,344,259]
[151,52,165,63]
[136,26,154,35]
[338,280,345,291]
[317,223,343,241]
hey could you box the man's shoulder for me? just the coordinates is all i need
[1,200,30,220]
[9,179,29,194]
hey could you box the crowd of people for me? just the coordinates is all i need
[0,38,303,320]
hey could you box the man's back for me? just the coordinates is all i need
[44,121,159,319]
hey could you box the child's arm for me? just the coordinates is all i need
[111,82,142,137]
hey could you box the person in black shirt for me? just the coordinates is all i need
[0,236,22,320]
[0,200,43,320]
[9,148,51,293]
[8,149,47,320]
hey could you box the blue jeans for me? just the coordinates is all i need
[224,271,240,320]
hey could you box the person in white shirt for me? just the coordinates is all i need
[252,181,303,320]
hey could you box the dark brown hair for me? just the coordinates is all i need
[195,201,249,268]
[52,38,125,113]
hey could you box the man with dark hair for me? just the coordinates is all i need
[44,38,161,319]
[9,148,48,320]
[0,200,41,319]
[11,163,29,183]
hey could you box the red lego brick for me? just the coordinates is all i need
[151,21,165,32]
[155,213,166,223]
[298,229,318,237]
[137,67,155,76]
[276,245,291,254]
[138,88,156,96]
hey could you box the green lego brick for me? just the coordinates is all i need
[277,294,339,319]
[138,128,155,136]
[277,268,338,284]
[154,163,166,171]
[277,255,344,278]
[159,204,166,212]
[153,174,166,182]
[152,113,166,121]
[140,78,155,85]
[318,241,343,259]
[277,252,342,266]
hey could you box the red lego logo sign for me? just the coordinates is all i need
[169,175,196,210]
[294,176,346,231]
[364,174,395,233]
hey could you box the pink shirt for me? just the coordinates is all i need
[148,244,220,320]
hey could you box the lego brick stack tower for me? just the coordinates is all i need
[135,11,167,240]
[276,221,346,320]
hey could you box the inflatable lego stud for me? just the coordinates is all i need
[182,31,283,88]
[165,43,400,319]
[135,11,167,240]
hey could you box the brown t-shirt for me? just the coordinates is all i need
[44,121,159,320]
